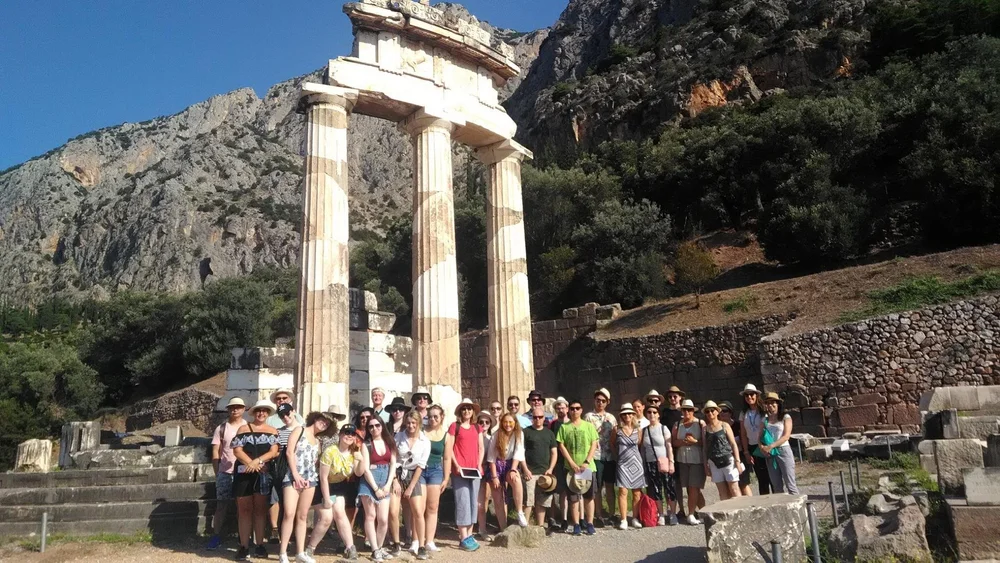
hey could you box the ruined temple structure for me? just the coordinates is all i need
[294,0,535,417]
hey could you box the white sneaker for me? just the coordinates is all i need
[278,555,290,563]
[657,515,666,526]
[425,542,440,552]
[631,518,643,529]
[295,552,315,563]
[618,518,628,530]
[409,541,419,554]
[517,511,528,527]
[669,513,679,526]
[686,514,701,525]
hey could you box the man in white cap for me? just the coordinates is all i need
[207,397,247,550]
[371,387,390,423]
[266,388,303,428]
[584,388,617,527]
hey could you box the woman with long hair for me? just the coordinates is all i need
[385,401,411,557]
[422,405,447,553]
[386,398,409,435]
[739,384,771,495]
[444,398,485,552]
[395,410,430,559]
[702,401,743,502]
[487,412,529,528]
[231,400,280,561]
[720,401,752,497]
[277,412,336,563]
[612,403,646,529]
[306,423,366,561]
[358,414,398,561]
[760,393,799,494]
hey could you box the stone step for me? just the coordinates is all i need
[0,500,215,523]
[0,482,215,506]
[0,516,209,538]
[0,468,169,489]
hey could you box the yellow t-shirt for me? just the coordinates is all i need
[320,445,355,483]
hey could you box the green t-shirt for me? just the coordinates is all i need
[522,426,557,474]
[556,420,598,471]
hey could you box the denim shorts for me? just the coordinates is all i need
[421,464,444,486]
[358,464,390,504]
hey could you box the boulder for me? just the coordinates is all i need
[806,445,832,462]
[153,445,212,467]
[491,525,546,548]
[14,439,53,473]
[866,494,896,515]
[829,504,931,562]
[934,439,985,494]
[702,494,807,563]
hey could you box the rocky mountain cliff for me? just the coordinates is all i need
[0,7,546,302]
[505,0,868,163]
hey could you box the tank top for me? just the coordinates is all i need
[705,425,733,465]
[675,421,703,464]
[641,422,670,462]
[368,439,392,465]
[449,421,482,470]
[765,414,792,452]
[427,435,445,467]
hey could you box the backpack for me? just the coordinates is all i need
[638,493,659,528]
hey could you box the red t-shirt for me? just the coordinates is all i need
[449,422,482,472]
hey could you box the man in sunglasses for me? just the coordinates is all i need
[517,390,551,429]
[556,400,598,536]
[522,407,558,526]
[584,388,617,527]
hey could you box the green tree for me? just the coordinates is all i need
[674,241,720,307]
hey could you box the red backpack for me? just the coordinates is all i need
[638,493,659,528]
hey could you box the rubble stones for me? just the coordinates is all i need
[829,504,931,562]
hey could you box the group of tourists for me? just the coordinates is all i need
[206,383,799,561]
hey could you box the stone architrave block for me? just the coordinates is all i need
[987,435,1000,468]
[935,439,985,494]
[806,445,833,462]
[921,386,983,412]
[58,421,100,468]
[164,426,183,447]
[152,445,212,467]
[978,386,1000,411]
[14,439,53,473]
[837,404,880,428]
[963,468,1000,506]
[702,494,807,563]
[960,416,1000,440]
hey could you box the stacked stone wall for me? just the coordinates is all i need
[761,295,1000,436]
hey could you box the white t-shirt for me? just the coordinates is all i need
[486,431,526,462]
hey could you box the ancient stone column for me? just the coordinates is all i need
[294,84,358,414]
[401,109,463,416]
[477,139,535,403]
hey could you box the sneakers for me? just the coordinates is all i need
[343,545,358,561]
[206,535,223,550]
[631,517,643,529]
[294,552,316,563]
[657,515,666,526]
[389,542,402,557]
[618,518,628,530]
[373,547,385,562]
[585,522,596,535]
[459,536,480,552]
[408,540,419,555]
[668,512,679,526]
[516,511,528,527]
[571,524,582,536]
[278,555,290,563]
[269,530,280,545]
[416,547,429,560]
[474,532,493,543]
[235,546,251,561]
[425,542,440,552]
[254,544,268,559]
[686,514,702,525]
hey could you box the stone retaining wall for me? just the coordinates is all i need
[761,295,1000,436]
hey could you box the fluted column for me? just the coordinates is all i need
[294,84,358,415]
[401,109,463,417]
[477,139,535,404]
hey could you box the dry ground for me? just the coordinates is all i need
[600,242,1000,339]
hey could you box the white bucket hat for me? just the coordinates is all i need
[226,397,246,409]
[741,383,761,396]
[250,399,277,415]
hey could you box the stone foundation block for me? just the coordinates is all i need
[806,445,832,462]
[889,403,921,426]
[153,445,212,467]
[837,404,880,428]
[59,421,100,469]
[948,501,1000,561]
[800,407,826,426]
[960,416,1000,440]
[920,454,936,473]
[702,494,807,563]
[935,439,985,495]
[964,467,1000,506]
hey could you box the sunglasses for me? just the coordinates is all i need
[490,406,502,411]
[569,406,582,411]
[368,423,382,430]
[508,403,519,408]
[649,398,661,403]
[477,420,490,425]
[645,410,657,416]
[532,415,546,420]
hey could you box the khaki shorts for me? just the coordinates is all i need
[677,462,706,489]
[523,474,555,508]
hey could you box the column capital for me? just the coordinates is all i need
[297,82,359,114]
[399,107,463,136]
[476,138,533,166]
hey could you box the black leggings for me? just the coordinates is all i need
[751,456,772,495]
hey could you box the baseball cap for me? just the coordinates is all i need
[277,403,294,417]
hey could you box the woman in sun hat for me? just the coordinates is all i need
[759,392,799,494]
[671,399,706,525]
[232,399,280,560]
[612,403,646,529]
[739,383,771,495]
[702,401,743,502]
[444,397,485,551]
[386,397,410,434]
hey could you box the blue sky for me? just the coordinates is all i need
[0,1,564,171]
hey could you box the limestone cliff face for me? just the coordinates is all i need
[504,0,869,162]
[0,12,543,302]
